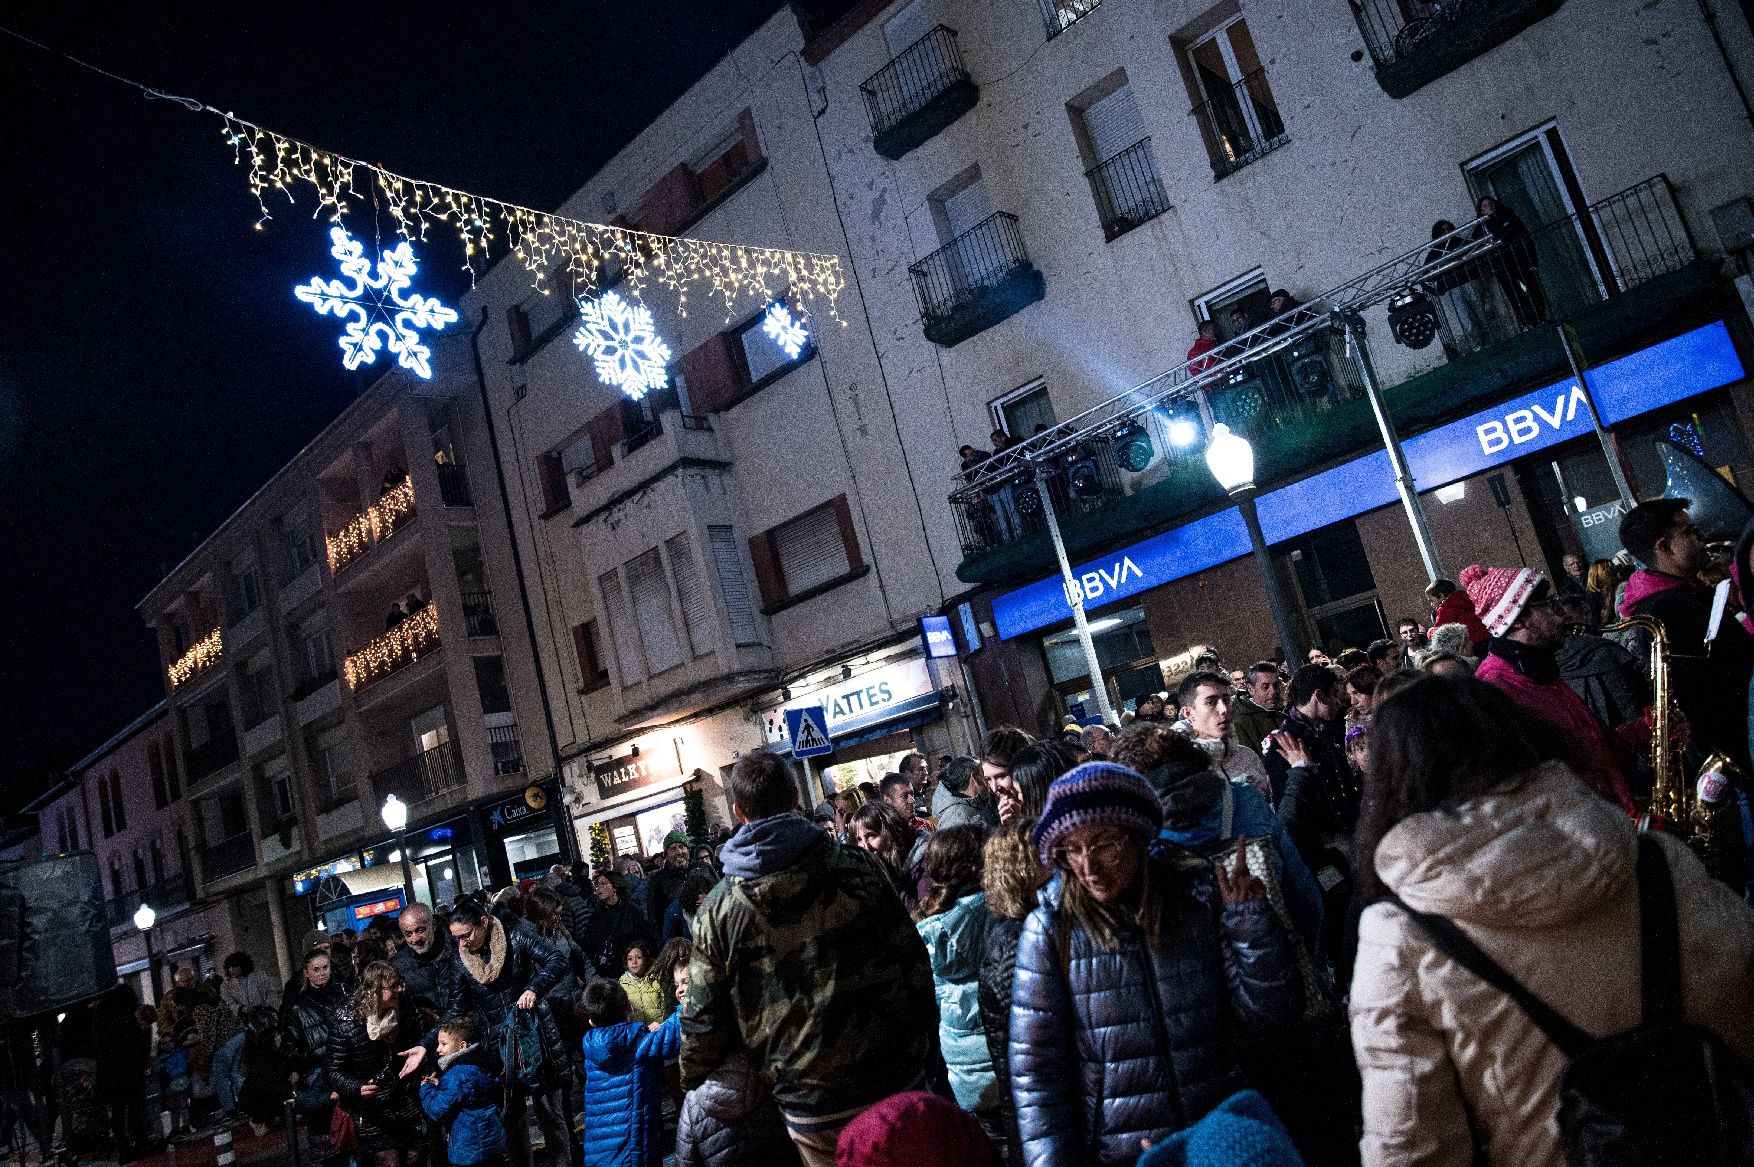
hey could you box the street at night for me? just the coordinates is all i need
[4,2,1754,1166]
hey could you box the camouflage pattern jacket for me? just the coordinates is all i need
[680,814,941,1119]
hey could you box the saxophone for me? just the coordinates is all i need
[1603,614,1736,869]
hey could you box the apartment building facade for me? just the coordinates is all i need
[135,365,565,971]
[783,0,1754,726]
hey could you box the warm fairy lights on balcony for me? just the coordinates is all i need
[343,603,439,691]
[167,628,223,689]
[326,477,416,573]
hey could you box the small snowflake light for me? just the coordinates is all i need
[573,289,673,399]
[294,226,457,380]
[761,302,809,360]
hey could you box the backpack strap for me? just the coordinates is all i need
[1390,895,1593,1059]
[1634,832,1683,1025]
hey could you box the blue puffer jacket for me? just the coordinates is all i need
[916,890,996,1111]
[1009,861,1301,1167]
[581,1012,681,1167]
[418,1044,506,1166]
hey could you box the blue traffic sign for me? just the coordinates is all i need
[784,705,834,757]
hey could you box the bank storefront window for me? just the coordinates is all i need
[1041,606,1161,718]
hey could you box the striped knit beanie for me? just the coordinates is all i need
[1032,762,1164,867]
[1459,563,1545,638]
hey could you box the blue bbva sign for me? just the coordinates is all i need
[992,322,1743,640]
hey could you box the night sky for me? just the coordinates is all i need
[0,2,785,810]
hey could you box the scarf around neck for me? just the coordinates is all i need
[457,915,508,986]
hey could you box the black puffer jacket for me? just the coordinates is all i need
[1010,863,1301,1167]
[978,914,1027,1167]
[456,916,568,1029]
[281,981,343,1079]
[675,1049,801,1167]
[554,879,596,945]
[390,941,466,1043]
[325,996,424,1150]
[581,896,650,978]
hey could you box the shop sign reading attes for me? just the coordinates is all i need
[759,655,939,748]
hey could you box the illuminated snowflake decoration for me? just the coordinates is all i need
[761,302,809,360]
[573,290,673,399]
[294,226,458,380]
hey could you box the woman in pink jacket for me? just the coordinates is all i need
[1349,675,1754,1167]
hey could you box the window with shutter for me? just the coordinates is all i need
[666,535,713,657]
[625,550,685,674]
[598,570,645,685]
[941,177,992,242]
[774,503,853,596]
[1081,84,1147,163]
[708,526,761,645]
[98,779,114,838]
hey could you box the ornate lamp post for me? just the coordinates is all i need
[1206,424,1303,665]
[380,794,416,909]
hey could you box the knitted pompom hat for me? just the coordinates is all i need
[1032,762,1164,867]
[1459,563,1545,638]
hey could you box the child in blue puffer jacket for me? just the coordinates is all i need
[579,978,682,1167]
[419,1017,507,1167]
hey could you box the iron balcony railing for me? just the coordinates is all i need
[861,26,970,138]
[1351,0,1558,69]
[198,834,256,883]
[909,212,1035,325]
[1087,139,1171,240]
[949,174,1694,553]
[108,872,193,925]
[184,731,240,782]
[620,418,663,458]
[436,462,472,507]
[488,724,526,776]
[370,739,464,807]
[1191,69,1288,180]
[1041,0,1102,37]
[461,589,499,637]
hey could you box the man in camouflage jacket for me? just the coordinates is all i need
[681,750,941,1167]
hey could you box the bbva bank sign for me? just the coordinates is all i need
[1475,382,1591,455]
[1063,556,1145,608]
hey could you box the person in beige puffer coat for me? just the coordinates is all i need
[1350,675,1754,1167]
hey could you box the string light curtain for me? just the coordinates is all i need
[167,627,223,689]
[343,602,439,691]
[326,477,416,574]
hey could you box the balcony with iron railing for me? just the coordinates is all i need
[1087,139,1171,240]
[949,175,1706,567]
[862,27,979,160]
[343,602,441,692]
[104,872,192,928]
[198,833,256,884]
[1041,0,1102,37]
[1350,0,1565,98]
[461,589,499,637]
[1191,69,1288,181]
[909,212,1047,347]
[369,739,465,807]
[326,477,417,575]
[488,723,526,776]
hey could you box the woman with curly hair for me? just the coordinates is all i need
[325,961,426,1167]
[914,825,995,1118]
[847,801,930,910]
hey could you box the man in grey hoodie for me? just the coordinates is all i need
[931,756,999,831]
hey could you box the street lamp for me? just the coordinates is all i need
[133,902,158,999]
[380,794,416,910]
[1206,425,1304,666]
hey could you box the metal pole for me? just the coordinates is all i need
[1035,475,1116,724]
[1238,495,1303,665]
[1342,312,1447,582]
[142,927,158,1002]
[1557,324,1639,507]
[396,828,416,908]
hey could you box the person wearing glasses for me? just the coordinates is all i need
[1008,763,1302,1166]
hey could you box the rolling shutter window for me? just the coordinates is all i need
[1082,85,1147,163]
[774,504,852,597]
[708,526,761,645]
[598,570,644,685]
[883,0,931,55]
[625,548,685,674]
[943,178,992,241]
[665,534,713,657]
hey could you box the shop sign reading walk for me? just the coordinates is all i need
[593,749,682,802]
[992,321,1744,640]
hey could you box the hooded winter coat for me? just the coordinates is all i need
[932,779,997,832]
[554,878,597,947]
[916,890,996,1111]
[281,980,343,1106]
[674,1048,801,1167]
[419,1042,506,1166]
[1351,762,1754,1167]
[581,1013,681,1167]
[1010,861,1302,1167]
[455,915,568,1029]
[681,813,940,1120]
[1555,631,1650,736]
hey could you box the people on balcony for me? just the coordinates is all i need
[1187,318,1220,375]
[1474,195,1546,327]
[1422,218,1494,357]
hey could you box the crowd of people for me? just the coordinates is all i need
[32,496,1754,1167]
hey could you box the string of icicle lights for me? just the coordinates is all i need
[218,112,848,325]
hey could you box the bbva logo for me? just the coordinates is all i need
[1063,556,1144,607]
[1476,383,1590,455]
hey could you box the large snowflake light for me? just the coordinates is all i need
[573,289,673,399]
[761,302,809,360]
[294,226,458,379]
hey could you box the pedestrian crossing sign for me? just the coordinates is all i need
[785,705,834,757]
